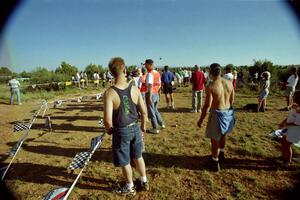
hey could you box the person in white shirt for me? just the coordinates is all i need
[93,72,100,89]
[279,91,300,164]
[223,66,234,81]
[8,76,21,105]
[285,67,298,110]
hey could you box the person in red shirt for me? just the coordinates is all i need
[190,65,206,112]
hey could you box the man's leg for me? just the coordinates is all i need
[10,90,14,105]
[121,164,133,185]
[170,93,174,109]
[153,94,164,126]
[262,99,266,111]
[219,135,226,162]
[192,90,197,112]
[197,91,203,112]
[146,97,158,130]
[164,93,169,108]
[16,89,21,105]
[211,139,220,159]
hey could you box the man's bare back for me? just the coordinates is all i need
[208,77,234,110]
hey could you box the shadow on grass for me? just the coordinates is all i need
[3,162,114,192]
[30,123,104,133]
[36,115,101,122]
[160,107,192,113]
[5,141,297,172]
[0,182,18,200]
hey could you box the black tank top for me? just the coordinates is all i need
[111,85,139,128]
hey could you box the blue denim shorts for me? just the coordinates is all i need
[112,123,143,167]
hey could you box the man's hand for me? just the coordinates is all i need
[197,119,203,128]
[107,127,114,135]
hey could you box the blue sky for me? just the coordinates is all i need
[0,0,300,72]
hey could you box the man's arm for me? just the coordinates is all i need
[197,85,212,128]
[103,90,113,134]
[230,86,235,106]
[137,90,147,133]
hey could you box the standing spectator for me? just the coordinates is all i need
[83,71,89,87]
[257,72,270,112]
[190,65,205,113]
[183,68,190,86]
[223,66,234,81]
[285,67,299,110]
[254,72,258,83]
[197,63,235,171]
[104,57,149,196]
[75,71,81,89]
[8,75,21,105]
[161,65,175,109]
[93,71,100,89]
[80,71,85,88]
[138,67,148,102]
[145,59,165,134]
[106,70,113,86]
[175,69,183,87]
[237,69,244,87]
[279,91,300,165]
[102,72,106,88]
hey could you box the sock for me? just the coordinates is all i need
[127,182,134,188]
[140,176,147,183]
[212,157,219,162]
[219,148,225,153]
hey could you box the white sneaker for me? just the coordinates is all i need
[190,110,197,113]
[148,128,159,134]
[161,124,166,129]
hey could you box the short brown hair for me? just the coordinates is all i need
[108,57,125,77]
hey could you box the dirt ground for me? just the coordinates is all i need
[0,86,300,200]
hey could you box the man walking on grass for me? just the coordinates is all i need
[145,59,165,134]
[161,65,175,110]
[197,63,235,171]
[104,57,149,196]
[190,65,205,113]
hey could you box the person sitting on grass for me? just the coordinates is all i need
[257,72,270,112]
[104,57,149,196]
[197,63,235,172]
[279,90,300,165]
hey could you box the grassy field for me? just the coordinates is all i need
[0,85,300,200]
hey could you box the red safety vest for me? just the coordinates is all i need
[140,74,148,93]
[148,70,161,94]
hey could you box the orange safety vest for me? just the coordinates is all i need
[148,70,161,94]
[140,74,148,93]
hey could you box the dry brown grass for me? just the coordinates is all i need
[0,86,300,200]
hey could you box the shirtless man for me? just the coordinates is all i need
[104,57,149,195]
[197,63,235,171]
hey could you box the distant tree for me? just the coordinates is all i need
[55,61,78,77]
[19,71,32,78]
[85,64,104,78]
[0,67,12,75]
[127,65,137,73]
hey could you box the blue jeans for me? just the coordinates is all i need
[192,90,203,111]
[147,93,163,129]
[112,123,143,167]
[10,88,21,105]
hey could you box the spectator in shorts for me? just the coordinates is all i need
[197,63,235,171]
[104,57,149,196]
[8,76,21,105]
[285,67,298,110]
[279,91,300,165]
[161,65,175,109]
[93,71,100,89]
[190,65,205,113]
[257,72,270,112]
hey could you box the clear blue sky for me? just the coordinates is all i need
[0,0,300,72]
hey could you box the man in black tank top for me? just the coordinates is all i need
[104,57,149,196]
